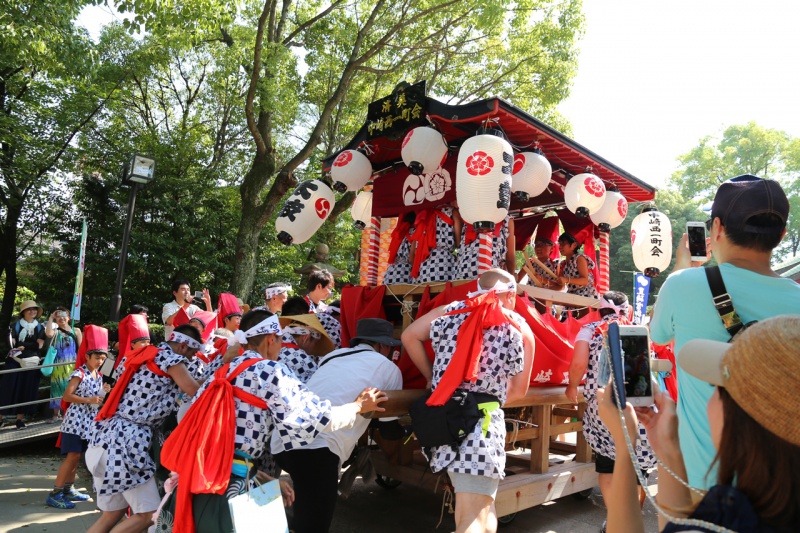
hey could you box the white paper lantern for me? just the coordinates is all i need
[631,206,673,277]
[330,149,372,193]
[590,187,628,232]
[401,127,448,176]
[456,130,513,231]
[511,149,552,202]
[564,172,607,217]
[276,179,335,245]
[350,190,373,230]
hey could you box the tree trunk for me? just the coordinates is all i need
[0,206,21,353]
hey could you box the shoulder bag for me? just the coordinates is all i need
[704,266,757,342]
[41,331,60,377]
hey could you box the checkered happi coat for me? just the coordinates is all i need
[456,216,510,280]
[278,332,318,383]
[60,365,103,441]
[412,206,457,284]
[90,344,187,495]
[425,300,525,479]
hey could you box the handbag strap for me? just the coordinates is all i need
[704,266,744,338]
[318,348,370,368]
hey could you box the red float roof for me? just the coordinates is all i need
[323,95,656,214]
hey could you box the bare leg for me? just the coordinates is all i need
[110,512,154,533]
[87,510,127,533]
[54,452,81,487]
[454,492,497,533]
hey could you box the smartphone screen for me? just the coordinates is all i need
[620,333,652,400]
[687,223,707,259]
[194,291,204,299]
[606,323,626,406]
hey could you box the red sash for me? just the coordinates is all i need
[281,342,300,350]
[388,218,412,264]
[427,292,520,406]
[410,209,453,278]
[96,345,168,421]
[161,357,267,533]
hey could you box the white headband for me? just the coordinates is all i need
[232,315,282,345]
[265,284,291,300]
[599,296,629,315]
[168,331,202,350]
[285,325,321,340]
[467,280,517,298]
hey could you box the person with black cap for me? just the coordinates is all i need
[650,174,800,491]
[556,231,598,318]
[273,318,402,533]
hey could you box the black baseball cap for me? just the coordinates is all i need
[710,175,789,235]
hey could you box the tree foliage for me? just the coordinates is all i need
[670,122,800,260]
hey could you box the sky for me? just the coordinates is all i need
[77,1,800,191]
[558,0,800,189]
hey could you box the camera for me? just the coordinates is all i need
[194,291,204,300]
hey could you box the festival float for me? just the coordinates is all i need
[277,81,658,523]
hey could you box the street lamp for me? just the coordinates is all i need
[109,154,156,321]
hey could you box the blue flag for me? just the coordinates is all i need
[632,273,650,325]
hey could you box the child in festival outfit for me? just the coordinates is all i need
[158,309,388,533]
[85,324,202,533]
[46,326,111,510]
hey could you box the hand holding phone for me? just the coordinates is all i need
[194,290,204,300]
[686,221,708,262]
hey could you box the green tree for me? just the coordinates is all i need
[115,0,585,298]
[0,1,126,336]
[670,122,800,260]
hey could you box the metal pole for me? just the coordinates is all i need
[109,182,140,321]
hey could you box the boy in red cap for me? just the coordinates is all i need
[46,325,111,509]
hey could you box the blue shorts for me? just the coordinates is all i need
[60,432,88,454]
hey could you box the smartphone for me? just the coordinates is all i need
[194,290,204,299]
[686,221,707,262]
[606,322,627,407]
[618,325,653,406]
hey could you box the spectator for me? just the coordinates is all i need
[566,291,655,532]
[264,282,292,314]
[275,318,403,533]
[304,270,334,313]
[162,279,211,338]
[1,300,45,429]
[599,315,800,532]
[556,231,598,319]
[410,203,462,284]
[383,212,416,285]
[46,328,111,509]
[44,307,83,423]
[403,269,534,533]
[649,175,800,489]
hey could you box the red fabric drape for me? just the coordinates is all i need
[96,345,166,421]
[653,341,678,402]
[388,217,412,264]
[161,358,266,533]
[340,285,388,348]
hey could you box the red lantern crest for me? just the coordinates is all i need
[465,151,494,176]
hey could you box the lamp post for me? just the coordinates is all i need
[109,154,156,321]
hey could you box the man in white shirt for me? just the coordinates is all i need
[161,279,210,338]
[274,318,403,533]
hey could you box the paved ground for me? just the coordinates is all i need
[0,436,660,532]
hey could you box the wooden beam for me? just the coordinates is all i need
[518,284,600,309]
[529,405,550,474]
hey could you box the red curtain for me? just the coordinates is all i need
[340,285,388,348]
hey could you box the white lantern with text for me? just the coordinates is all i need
[401,126,448,176]
[564,172,606,217]
[630,206,672,277]
[350,190,373,230]
[456,129,513,232]
[330,149,372,193]
[590,187,628,232]
[276,180,335,245]
[511,149,552,202]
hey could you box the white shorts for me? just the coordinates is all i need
[85,446,161,514]
[448,471,499,499]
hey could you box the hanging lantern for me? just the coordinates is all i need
[564,172,607,217]
[350,190,373,230]
[330,149,372,193]
[456,129,513,232]
[401,126,448,176]
[276,179,335,245]
[590,186,628,232]
[511,149,552,202]
[631,206,673,278]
